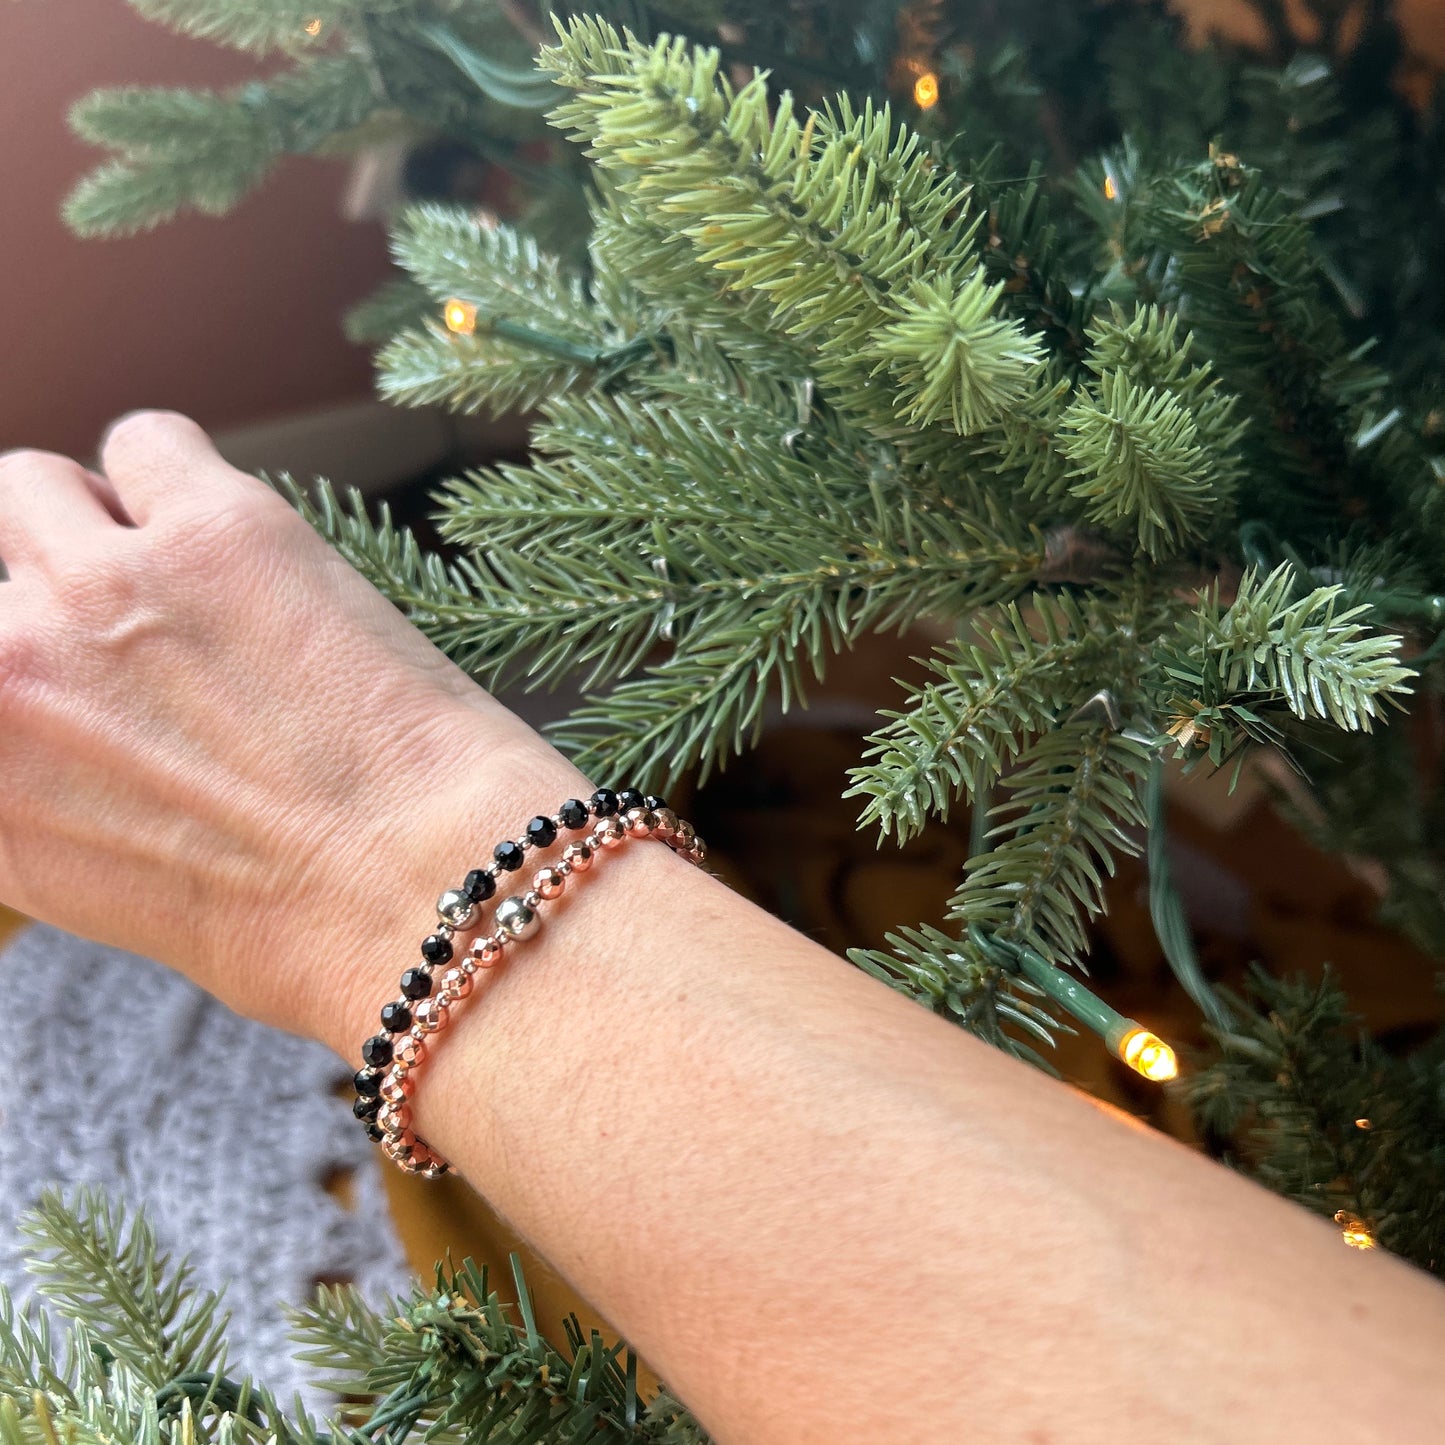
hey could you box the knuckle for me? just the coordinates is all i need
[0,448,76,487]
[107,408,190,441]
[99,408,197,462]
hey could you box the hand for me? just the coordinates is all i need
[0,411,584,1056]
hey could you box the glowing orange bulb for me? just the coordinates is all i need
[303,17,322,35]
[1118,1027,1178,1082]
[444,298,478,336]
[1355,1117,1372,1130]
[913,72,940,109]
[1334,1210,1376,1250]
[1103,173,1119,201]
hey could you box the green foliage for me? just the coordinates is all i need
[246,18,1419,1066]
[544,20,1042,440]
[1057,370,1217,558]
[2,1191,714,1445]
[63,2,562,243]
[949,724,1150,967]
[1168,565,1413,733]
[64,0,1445,1273]
[65,57,376,235]
[848,592,1132,843]
[1187,970,1445,1278]
[123,0,393,55]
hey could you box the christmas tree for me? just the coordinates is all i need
[9,0,1443,1439]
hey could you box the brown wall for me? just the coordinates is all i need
[0,1,393,458]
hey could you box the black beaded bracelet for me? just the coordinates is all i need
[353,789,704,1177]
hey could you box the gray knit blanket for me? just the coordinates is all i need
[0,922,413,1412]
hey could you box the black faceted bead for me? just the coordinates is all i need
[464,867,497,903]
[361,1034,394,1068]
[400,967,433,1000]
[526,815,558,848]
[354,1068,383,1099]
[494,840,525,872]
[617,788,646,813]
[559,797,589,829]
[644,794,666,811]
[365,1122,385,1142]
[590,788,619,817]
[421,932,453,964]
[352,1095,382,1121]
[381,1001,413,1033]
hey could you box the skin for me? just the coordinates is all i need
[1,411,1443,1443]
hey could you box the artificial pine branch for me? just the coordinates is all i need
[543,21,1042,441]
[949,724,1151,967]
[65,56,378,235]
[1,1192,715,1445]
[847,592,1129,842]
[1168,565,1413,732]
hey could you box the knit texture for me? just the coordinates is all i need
[0,921,414,1411]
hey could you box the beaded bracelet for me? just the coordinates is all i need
[351,788,707,1178]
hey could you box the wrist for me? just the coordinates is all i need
[281,705,595,1062]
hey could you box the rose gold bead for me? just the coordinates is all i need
[533,865,566,899]
[377,1101,408,1135]
[414,996,450,1033]
[562,840,594,872]
[655,807,678,836]
[677,820,696,846]
[624,807,651,837]
[592,817,625,848]
[441,965,473,999]
[459,957,478,976]
[379,1071,412,1104]
[393,1034,426,1068]
[399,1128,417,1154]
[691,840,708,863]
[474,936,504,967]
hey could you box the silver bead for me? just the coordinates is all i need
[437,889,476,930]
[495,894,540,939]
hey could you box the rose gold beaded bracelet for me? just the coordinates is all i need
[352,789,706,1178]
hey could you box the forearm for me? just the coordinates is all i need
[321,724,1445,1445]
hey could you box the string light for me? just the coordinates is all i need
[913,72,940,109]
[1355,1117,1372,1130]
[1103,173,1119,201]
[1116,1027,1179,1082]
[1334,1210,1377,1250]
[980,928,1180,1085]
[444,298,478,336]
[303,17,322,35]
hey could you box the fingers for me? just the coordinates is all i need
[97,410,263,526]
[0,448,122,577]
